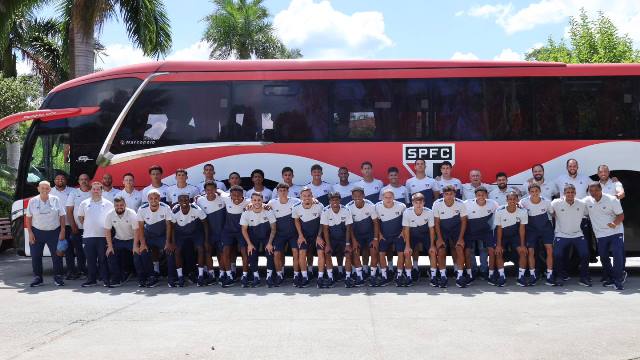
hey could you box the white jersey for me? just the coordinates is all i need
[136,202,173,226]
[518,196,553,221]
[554,174,591,199]
[599,179,623,198]
[550,198,588,238]
[402,207,435,228]
[65,188,91,229]
[380,184,410,204]
[77,198,114,238]
[167,183,200,204]
[306,181,333,201]
[464,198,499,225]
[406,176,440,194]
[520,180,558,200]
[267,197,300,218]
[489,186,521,206]
[494,206,528,228]
[347,200,378,223]
[142,183,170,203]
[270,184,303,200]
[50,186,72,226]
[199,180,227,194]
[196,195,226,214]
[101,188,120,203]
[26,195,65,231]
[171,204,207,227]
[116,188,143,211]
[332,182,355,199]
[355,178,384,201]
[104,208,138,241]
[320,206,353,227]
[584,194,624,238]
[461,183,496,201]
[291,203,324,222]
[246,187,273,201]
[239,209,276,227]
[436,177,462,193]
[432,198,467,221]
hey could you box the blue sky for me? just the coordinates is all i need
[22,0,640,72]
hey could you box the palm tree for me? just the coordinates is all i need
[203,0,301,59]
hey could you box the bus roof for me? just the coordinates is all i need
[51,59,640,93]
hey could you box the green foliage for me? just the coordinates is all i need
[203,0,301,59]
[526,9,640,63]
[0,74,41,121]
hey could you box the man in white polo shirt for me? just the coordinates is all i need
[522,164,558,200]
[65,173,91,279]
[596,164,624,199]
[50,172,73,278]
[199,163,227,194]
[554,159,590,199]
[462,169,496,201]
[104,196,138,287]
[355,161,384,204]
[167,168,200,206]
[550,184,591,287]
[101,173,119,203]
[116,172,143,211]
[584,182,626,290]
[77,181,114,287]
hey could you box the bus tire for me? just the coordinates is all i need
[11,216,25,256]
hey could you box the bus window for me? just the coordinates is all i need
[26,132,69,185]
[483,78,533,140]
[431,79,486,140]
[533,78,564,139]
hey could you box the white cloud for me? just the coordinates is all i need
[16,59,32,75]
[273,0,393,59]
[166,41,210,61]
[493,48,523,61]
[98,41,212,69]
[451,51,479,60]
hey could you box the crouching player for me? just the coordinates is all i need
[240,192,277,287]
[104,196,138,286]
[195,181,226,286]
[320,192,353,288]
[433,186,468,288]
[375,188,407,287]
[136,189,173,287]
[519,183,555,286]
[346,187,376,286]
[464,187,499,285]
[267,183,300,286]
[401,193,435,287]
[169,194,208,287]
[292,187,324,288]
[220,186,249,287]
[492,192,528,287]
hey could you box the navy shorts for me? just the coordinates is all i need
[466,232,492,250]
[191,233,207,247]
[525,229,554,247]
[221,232,242,247]
[113,239,133,251]
[394,236,408,253]
[501,236,521,251]
[146,236,165,249]
[327,240,346,257]
[353,233,373,251]
[274,235,294,252]
[290,236,311,251]
[379,235,401,253]
[175,235,196,249]
[206,233,224,252]
[409,234,424,250]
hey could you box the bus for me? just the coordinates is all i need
[1,60,639,256]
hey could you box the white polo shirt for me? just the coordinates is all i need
[246,187,273,201]
[292,203,324,222]
[239,209,276,227]
[78,197,114,238]
[488,186,521,206]
[436,177,462,193]
[270,184,303,200]
[494,206,528,229]
[267,197,300,219]
[101,187,120,203]
[550,198,587,238]
[599,179,624,198]
[380,184,410,204]
[66,188,91,229]
[104,208,138,240]
[332,182,355,200]
[520,180,558,200]
[554,174,591,199]
[116,188,143,211]
[321,206,353,227]
[584,194,624,238]
[136,202,173,225]
[171,204,207,227]
[355,178,384,199]
[26,195,65,231]
[167,183,200,204]
[406,176,440,195]
[142,183,170,203]
[432,198,467,220]
[402,207,435,228]
[199,180,227,194]
[50,186,72,226]
[462,182,496,201]
[306,181,333,200]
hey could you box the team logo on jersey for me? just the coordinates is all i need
[402,143,456,177]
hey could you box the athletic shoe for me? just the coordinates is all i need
[395,275,405,287]
[517,276,527,287]
[267,276,274,288]
[497,275,506,287]
[138,279,146,288]
[275,274,284,287]
[221,275,235,288]
[378,276,390,287]
[578,277,592,287]
[529,275,538,286]
[316,278,325,289]
[602,279,615,287]
[252,277,261,288]
[599,276,609,283]
[614,283,624,291]
[300,277,310,288]
[206,274,217,286]
[53,275,65,287]
[177,276,186,287]
[344,277,354,288]
[103,281,111,288]
[561,275,570,282]
[439,276,448,288]
[153,271,161,278]
[405,277,414,287]
[146,276,159,288]
[110,281,122,288]
[326,278,336,288]
[487,273,498,286]
[354,276,365,287]
[430,275,439,287]
[411,268,420,281]
[188,273,197,285]
[65,272,80,281]
[455,276,467,288]
[465,273,475,285]
[197,275,206,287]
[333,271,343,282]
[30,276,43,287]
[545,277,557,286]
[81,280,97,287]
[240,275,249,288]
[369,275,378,287]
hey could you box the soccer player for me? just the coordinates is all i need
[136,189,173,287]
[596,164,624,199]
[199,163,227,194]
[584,182,625,290]
[101,173,119,203]
[355,161,383,203]
[492,191,528,287]
[375,188,406,287]
[142,165,170,204]
[522,164,558,200]
[65,173,91,279]
[464,186,499,284]
[320,192,353,288]
[406,159,441,209]
[270,166,302,200]
[306,164,332,206]
[116,173,143,211]
[267,183,300,286]
[436,161,462,199]
[554,159,591,199]
[50,173,73,279]
[401,193,435,287]
[380,166,410,204]
[519,183,555,286]
[433,185,468,288]
[104,196,138,286]
[196,181,227,286]
[292,187,324,287]
[77,182,114,287]
[240,192,277,287]
[167,168,200,206]
[462,169,496,201]
[346,187,377,286]
[246,169,272,200]
[25,181,66,287]
[489,172,520,206]
[220,186,249,287]
[170,194,208,287]
[550,184,591,286]
[332,166,354,205]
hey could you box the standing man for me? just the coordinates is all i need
[65,173,91,279]
[267,183,300,286]
[116,173,143,211]
[433,185,468,288]
[271,166,302,200]
[101,173,119,203]
[25,181,66,287]
[550,184,591,286]
[50,173,73,278]
[347,187,378,285]
[306,164,332,206]
[292,187,324,287]
[196,181,227,286]
[584,182,625,290]
[464,187,499,282]
[489,172,520,206]
[143,165,170,204]
[332,166,354,205]
[554,159,591,199]
[375,189,407,287]
[199,163,227,194]
[522,164,558,200]
[167,168,200,206]
[406,159,440,209]
[136,189,173,287]
[401,193,436,287]
[355,161,384,203]
[380,166,410,204]
[596,165,624,199]
[436,161,462,199]
[77,182,114,287]
[462,169,495,201]
[246,169,272,200]
[104,196,138,286]
[519,183,555,286]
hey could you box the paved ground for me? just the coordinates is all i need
[0,251,639,360]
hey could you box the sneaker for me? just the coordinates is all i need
[455,276,467,288]
[122,272,132,283]
[293,274,301,288]
[517,276,528,287]
[497,275,506,287]
[252,277,261,288]
[103,282,112,288]
[53,276,65,287]
[153,271,161,278]
[316,278,325,289]
[545,277,557,286]
[138,279,147,288]
[430,275,439,287]
[30,276,44,287]
[206,274,217,286]
[300,277,310,288]
[411,268,420,281]
[197,275,206,287]
[177,276,186,287]
[222,275,235,288]
[275,274,284,287]
[167,279,177,288]
[344,277,354,288]
[529,275,538,286]
[602,279,615,287]
[599,275,610,283]
[487,273,498,286]
[405,277,414,287]
[614,283,624,291]
[378,276,389,287]
[81,280,97,287]
[578,277,592,287]
[241,275,249,288]
[333,271,343,282]
[188,273,197,285]
[561,275,570,282]
[146,276,159,288]
[465,273,475,285]
[438,276,448,288]
[110,281,122,288]
[325,278,336,288]
[267,276,274,288]
[369,275,378,287]
[395,275,405,287]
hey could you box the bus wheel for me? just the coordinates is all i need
[11,217,25,256]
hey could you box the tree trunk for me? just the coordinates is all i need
[70,21,95,78]
[6,125,21,170]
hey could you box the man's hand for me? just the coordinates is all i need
[607,222,617,229]
[164,242,176,254]
[247,243,256,255]
[297,236,306,247]
[456,238,464,248]
[139,243,148,254]
[495,245,503,256]
[28,232,36,245]
[265,243,274,254]
[404,244,412,257]
[315,237,325,250]
[371,239,379,252]
[436,239,445,249]
[106,246,114,256]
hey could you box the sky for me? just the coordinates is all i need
[18,0,640,74]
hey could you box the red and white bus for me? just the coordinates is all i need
[2,60,639,255]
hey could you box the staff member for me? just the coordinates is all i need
[25,181,66,287]
[104,196,138,287]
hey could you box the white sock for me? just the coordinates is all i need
[301,271,308,279]
[242,271,248,277]
[405,269,412,278]
[397,269,403,278]
[529,269,536,277]
[294,271,300,278]
[267,269,273,278]
[430,268,437,278]
[363,265,370,273]
[371,267,378,276]
[153,262,160,273]
[489,270,495,276]
[547,270,553,279]
[176,268,183,277]
[327,269,333,279]
[318,271,324,279]
[381,268,387,279]
[457,270,463,279]
[198,267,204,276]
[439,269,446,277]
[345,271,351,279]
[355,267,363,278]
[253,271,259,279]
[277,271,284,277]
[226,270,232,277]
[499,268,505,276]
[466,269,472,276]
[518,268,525,277]
[338,266,343,273]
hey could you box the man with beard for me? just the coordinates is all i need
[489,172,521,206]
[596,164,624,199]
[50,173,73,278]
[104,196,138,286]
[522,164,558,200]
[101,173,119,203]
[333,166,354,205]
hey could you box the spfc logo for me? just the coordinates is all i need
[402,143,455,177]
